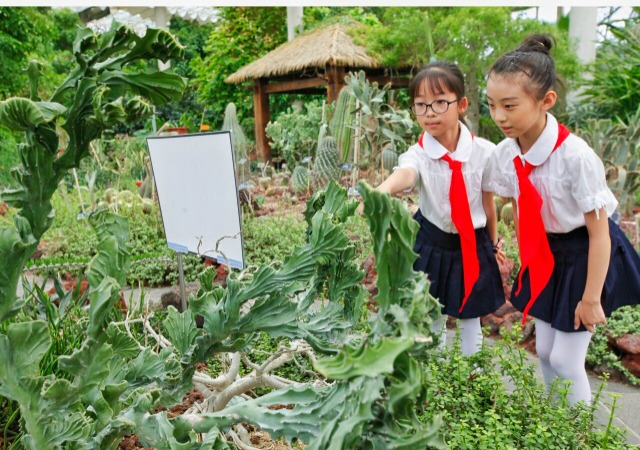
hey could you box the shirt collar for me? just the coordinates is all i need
[514,113,558,166]
[418,122,473,162]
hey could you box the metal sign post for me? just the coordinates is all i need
[177,252,187,312]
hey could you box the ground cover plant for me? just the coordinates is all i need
[423,327,633,449]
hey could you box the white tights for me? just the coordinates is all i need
[535,319,593,405]
[432,315,483,355]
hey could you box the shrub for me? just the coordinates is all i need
[587,305,640,385]
[422,325,633,449]
[265,100,324,169]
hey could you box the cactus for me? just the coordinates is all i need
[312,135,340,189]
[500,202,514,226]
[221,102,249,184]
[382,143,399,171]
[98,189,151,213]
[494,195,506,221]
[329,86,356,162]
[291,165,309,194]
[221,102,249,162]
[576,117,640,214]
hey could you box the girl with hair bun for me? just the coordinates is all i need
[487,34,640,404]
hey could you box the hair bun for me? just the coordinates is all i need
[516,34,553,55]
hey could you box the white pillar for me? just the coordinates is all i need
[287,7,303,41]
[567,7,598,105]
[154,7,171,71]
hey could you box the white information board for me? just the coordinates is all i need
[146,131,244,269]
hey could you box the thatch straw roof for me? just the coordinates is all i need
[226,23,382,84]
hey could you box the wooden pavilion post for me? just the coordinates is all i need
[253,78,271,162]
[326,64,346,104]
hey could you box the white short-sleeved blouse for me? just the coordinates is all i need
[488,113,618,233]
[396,122,496,234]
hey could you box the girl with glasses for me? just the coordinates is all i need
[377,61,505,355]
[486,34,640,404]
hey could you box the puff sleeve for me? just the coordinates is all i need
[570,149,618,218]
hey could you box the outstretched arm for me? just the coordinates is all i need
[376,167,418,195]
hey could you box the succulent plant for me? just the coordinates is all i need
[291,165,309,194]
[382,143,399,171]
[493,195,506,221]
[500,202,514,227]
[312,135,340,189]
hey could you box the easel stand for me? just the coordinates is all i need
[177,252,187,312]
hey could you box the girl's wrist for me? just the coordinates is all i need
[492,238,503,254]
[580,295,601,306]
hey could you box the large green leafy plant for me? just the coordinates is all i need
[138,181,445,449]
[0,22,186,321]
[0,21,186,448]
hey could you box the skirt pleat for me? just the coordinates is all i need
[511,219,640,332]
[412,210,505,319]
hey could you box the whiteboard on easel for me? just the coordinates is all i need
[146,131,244,270]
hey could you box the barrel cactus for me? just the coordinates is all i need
[494,195,506,221]
[312,135,340,189]
[500,202,514,226]
[291,165,309,194]
[382,143,399,171]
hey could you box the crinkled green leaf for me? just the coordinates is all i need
[0,320,50,381]
[163,306,199,357]
[314,336,413,380]
[358,180,419,313]
[106,323,141,358]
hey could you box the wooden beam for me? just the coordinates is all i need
[264,77,327,94]
[253,78,271,162]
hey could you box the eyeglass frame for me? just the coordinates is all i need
[410,99,460,116]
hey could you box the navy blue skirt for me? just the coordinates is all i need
[511,219,640,332]
[412,210,505,319]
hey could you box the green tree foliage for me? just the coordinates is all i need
[154,16,217,128]
[0,7,52,98]
[0,7,81,99]
[192,7,288,133]
[0,7,81,188]
[576,12,640,122]
[303,6,383,30]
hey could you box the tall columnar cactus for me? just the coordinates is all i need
[312,135,340,189]
[291,165,309,194]
[0,23,186,321]
[221,103,248,158]
[329,85,356,162]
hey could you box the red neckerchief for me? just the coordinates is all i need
[418,131,478,312]
[513,123,570,323]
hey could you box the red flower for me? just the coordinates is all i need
[136,181,142,187]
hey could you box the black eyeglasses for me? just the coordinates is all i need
[410,99,459,116]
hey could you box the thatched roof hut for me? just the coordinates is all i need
[226,22,412,162]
